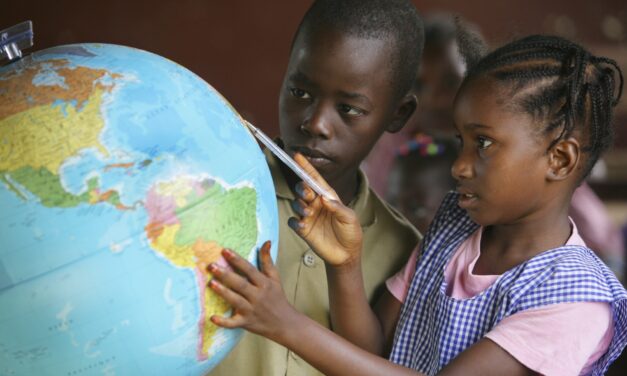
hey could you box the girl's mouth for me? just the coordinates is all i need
[457,192,478,209]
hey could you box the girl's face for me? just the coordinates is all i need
[451,76,553,226]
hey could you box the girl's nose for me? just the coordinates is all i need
[451,151,473,181]
[301,103,333,140]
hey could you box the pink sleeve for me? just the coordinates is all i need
[485,302,613,375]
[385,247,419,303]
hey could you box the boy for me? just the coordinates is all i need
[210,1,424,375]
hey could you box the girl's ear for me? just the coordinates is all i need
[546,137,580,181]
[386,93,417,133]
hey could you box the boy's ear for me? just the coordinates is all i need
[546,137,580,181]
[386,93,417,133]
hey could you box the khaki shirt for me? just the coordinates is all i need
[209,150,421,376]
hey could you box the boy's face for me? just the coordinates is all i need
[279,29,404,187]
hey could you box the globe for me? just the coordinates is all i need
[0,43,278,375]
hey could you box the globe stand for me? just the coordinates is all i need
[0,21,33,63]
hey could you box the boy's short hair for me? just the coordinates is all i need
[295,0,425,100]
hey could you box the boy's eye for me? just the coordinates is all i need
[289,87,311,99]
[477,136,493,150]
[338,104,364,116]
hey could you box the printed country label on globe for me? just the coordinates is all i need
[0,44,278,375]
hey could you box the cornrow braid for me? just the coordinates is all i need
[463,35,623,178]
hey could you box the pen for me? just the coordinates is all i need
[243,120,336,201]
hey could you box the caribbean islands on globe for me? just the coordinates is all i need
[0,43,278,375]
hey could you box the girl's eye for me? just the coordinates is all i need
[477,136,493,150]
[289,88,311,99]
[338,104,364,116]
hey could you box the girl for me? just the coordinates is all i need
[207,35,627,375]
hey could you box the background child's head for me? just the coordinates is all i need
[387,135,458,233]
[411,14,486,139]
[452,35,623,225]
[278,0,424,190]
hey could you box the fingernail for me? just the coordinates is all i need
[262,241,271,253]
[207,263,218,273]
[209,279,220,289]
[288,217,297,230]
[288,219,302,230]
[222,249,235,258]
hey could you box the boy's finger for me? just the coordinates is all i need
[208,279,251,311]
[210,313,247,329]
[220,249,266,287]
[259,241,280,281]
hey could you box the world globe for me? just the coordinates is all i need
[0,43,278,375]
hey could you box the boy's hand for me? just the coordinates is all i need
[288,153,363,268]
[209,241,298,341]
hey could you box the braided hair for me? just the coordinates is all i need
[461,35,623,179]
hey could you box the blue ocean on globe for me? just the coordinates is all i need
[0,43,278,375]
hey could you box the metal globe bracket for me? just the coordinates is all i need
[0,21,34,62]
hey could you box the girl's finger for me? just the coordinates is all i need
[210,313,248,329]
[208,279,251,311]
[219,248,266,287]
[321,196,355,224]
[287,216,307,236]
[290,198,311,217]
[258,241,280,281]
[293,153,336,194]
[295,181,316,202]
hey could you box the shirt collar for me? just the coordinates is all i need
[264,145,376,228]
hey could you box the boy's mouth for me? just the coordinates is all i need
[290,146,332,167]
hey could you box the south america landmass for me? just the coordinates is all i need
[144,176,258,359]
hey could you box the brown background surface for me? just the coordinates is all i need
[2,0,627,373]
[3,0,626,137]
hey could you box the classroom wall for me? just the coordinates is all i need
[3,0,625,137]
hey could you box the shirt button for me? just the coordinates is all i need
[303,250,316,267]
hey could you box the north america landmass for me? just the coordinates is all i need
[0,56,258,359]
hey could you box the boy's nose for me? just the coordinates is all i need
[300,104,333,140]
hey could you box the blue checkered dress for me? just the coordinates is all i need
[389,192,627,375]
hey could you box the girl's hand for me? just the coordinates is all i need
[288,153,363,268]
[208,241,298,341]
